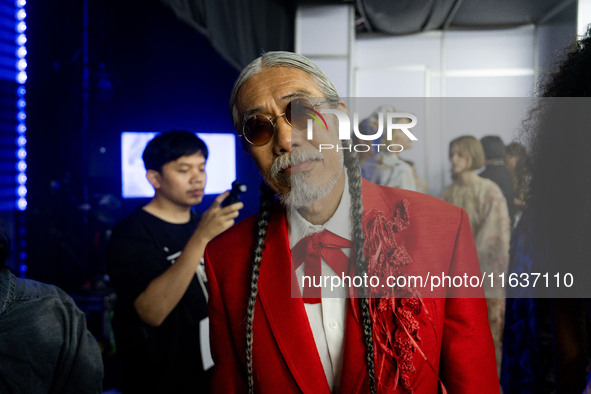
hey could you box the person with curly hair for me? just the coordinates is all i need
[523,29,591,393]
[502,28,591,394]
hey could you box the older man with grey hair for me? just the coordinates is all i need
[205,51,499,393]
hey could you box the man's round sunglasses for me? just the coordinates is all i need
[239,98,329,146]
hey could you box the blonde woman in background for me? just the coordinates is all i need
[440,135,511,377]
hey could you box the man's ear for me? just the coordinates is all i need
[146,169,162,189]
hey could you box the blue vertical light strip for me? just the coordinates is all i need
[15,0,26,211]
[15,0,27,276]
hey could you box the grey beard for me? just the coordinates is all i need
[281,170,340,209]
[270,149,343,209]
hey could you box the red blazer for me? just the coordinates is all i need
[205,180,499,393]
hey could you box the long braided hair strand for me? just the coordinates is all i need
[343,144,377,394]
[245,181,275,393]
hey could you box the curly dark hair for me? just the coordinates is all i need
[518,30,591,393]
[539,32,591,97]
[525,30,591,295]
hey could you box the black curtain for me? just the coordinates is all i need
[160,0,296,70]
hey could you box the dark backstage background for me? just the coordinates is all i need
[6,0,296,388]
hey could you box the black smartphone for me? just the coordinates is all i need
[221,180,247,207]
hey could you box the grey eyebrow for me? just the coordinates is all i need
[281,90,314,101]
[243,107,263,120]
[242,89,319,120]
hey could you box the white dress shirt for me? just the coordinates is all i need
[287,176,351,392]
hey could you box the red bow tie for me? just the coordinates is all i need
[291,230,352,303]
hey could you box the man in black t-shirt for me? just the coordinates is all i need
[108,130,242,393]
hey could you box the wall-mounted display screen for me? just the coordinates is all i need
[121,132,236,198]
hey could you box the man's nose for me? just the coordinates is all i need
[273,116,292,155]
[191,171,204,183]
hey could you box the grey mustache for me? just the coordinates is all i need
[270,150,324,178]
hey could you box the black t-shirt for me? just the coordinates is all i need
[107,207,209,393]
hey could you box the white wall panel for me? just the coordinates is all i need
[355,33,441,69]
[445,27,535,70]
[296,5,351,56]
[309,57,349,98]
[445,75,535,97]
[354,67,428,97]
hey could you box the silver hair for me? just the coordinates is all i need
[229,51,340,132]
